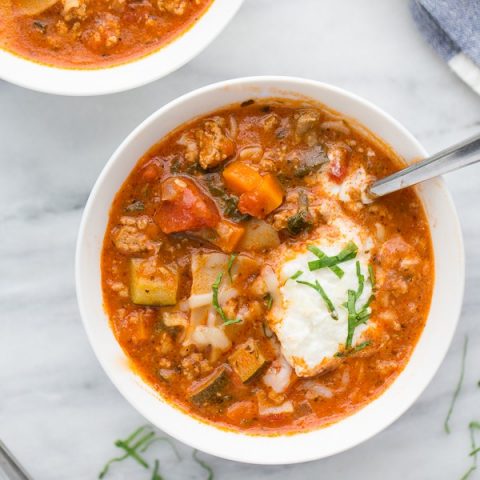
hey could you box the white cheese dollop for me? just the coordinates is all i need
[268,220,374,377]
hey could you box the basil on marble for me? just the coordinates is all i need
[99,426,180,479]
[444,336,469,434]
[193,449,214,480]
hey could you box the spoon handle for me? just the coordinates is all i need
[0,441,32,480]
[368,132,480,199]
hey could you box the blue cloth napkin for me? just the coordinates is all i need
[410,0,480,95]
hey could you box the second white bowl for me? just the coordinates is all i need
[0,0,244,96]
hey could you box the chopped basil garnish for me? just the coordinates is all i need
[307,242,358,278]
[99,426,179,479]
[212,272,241,326]
[227,253,238,281]
[290,270,303,280]
[355,261,364,299]
[444,336,469,434]
[368,264,376,289]
[193,449,214,480]
[296,279,338,320]
[461,421,480,480]
[345,290,357,348]
[469,423,480,457]
[263,293,273,310]
[343,262,374,349]
[354,340,371,352]
[150,460,163,480]
[335,340,371,357]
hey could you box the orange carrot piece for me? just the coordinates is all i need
[223,161,262,194]
[258,174,284,213]
[238,174,284,218]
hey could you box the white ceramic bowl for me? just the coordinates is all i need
[76,76,464,464]
[0,0,243,96]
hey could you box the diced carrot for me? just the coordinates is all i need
[155,176,220,233]
[214,219,245,253]
[223,161,262,194]
[258,174,284,212]
[238,174,284,218]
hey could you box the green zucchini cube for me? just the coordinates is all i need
[130,258,178,306]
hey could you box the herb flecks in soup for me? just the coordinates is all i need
[0,0,212,68]
[101,99,434,434]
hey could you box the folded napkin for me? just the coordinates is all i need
[410,0,480,95]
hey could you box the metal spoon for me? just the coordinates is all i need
[367,132,480,200]
[0,440,31,480]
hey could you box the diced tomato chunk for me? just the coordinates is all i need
[328,147,349,183]
[155,176,220,234]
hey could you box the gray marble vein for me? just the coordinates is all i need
[1,0,480,478]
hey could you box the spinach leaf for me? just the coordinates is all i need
[292,146,328,178]
[287,190,313,235]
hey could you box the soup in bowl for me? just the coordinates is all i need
[76,77,464,463]
[0,0,244,95]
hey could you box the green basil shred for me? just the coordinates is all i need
[307,242,358,278]
[193,449,214,480]
[296,279,338,320]
[98,426,179,479]
[461,421,480,480]
[368,264,376,289]
[290,270,303,280]
[264,293,273,310]
[212,272,241,326]
[343,262,375,349]
[444,336,469,434]
[150,460,164,480]
[335,340,371,358]
[227,253,238,281]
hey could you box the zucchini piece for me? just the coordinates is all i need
[189,366,228,405]
[130,258,178,306]
[191,252,227,295]
[228,338,266,383]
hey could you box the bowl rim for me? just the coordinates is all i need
[76,76,465,464]
[0,0,244,96]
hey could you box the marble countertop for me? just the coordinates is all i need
[1,0,480,478]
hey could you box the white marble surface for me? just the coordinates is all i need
[1,0,480,478]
